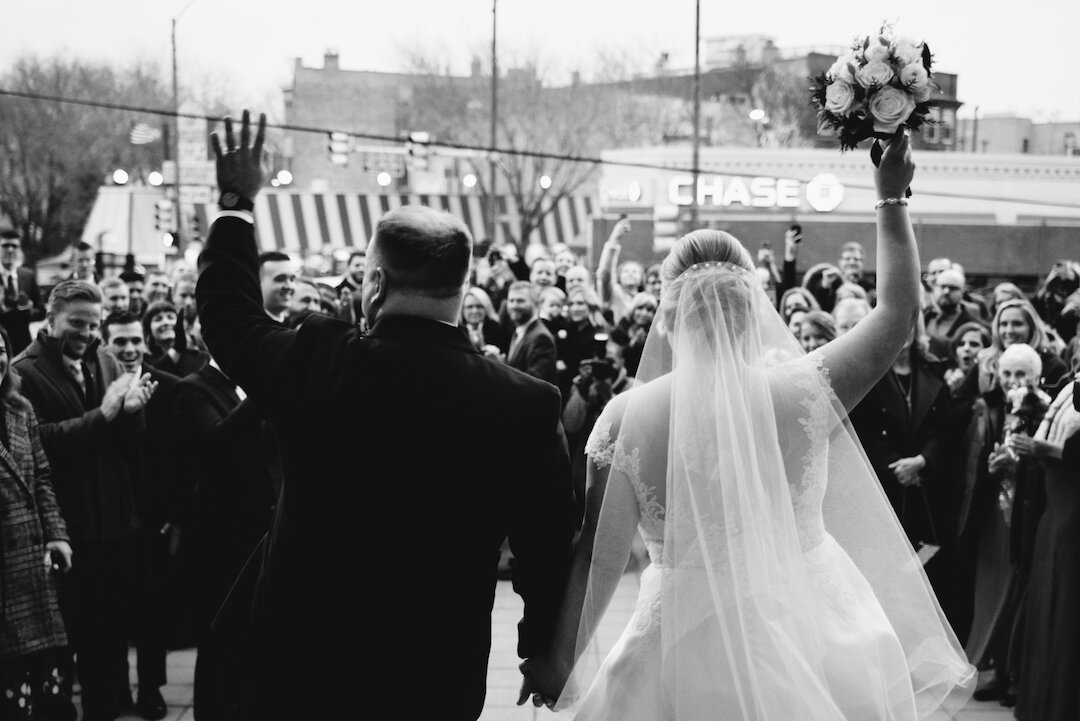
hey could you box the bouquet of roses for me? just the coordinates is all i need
[810,23,935,181]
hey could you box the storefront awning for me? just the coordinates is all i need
[192,192,596,254]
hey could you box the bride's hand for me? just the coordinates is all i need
[517,656,570,710]
[874,127,914,199]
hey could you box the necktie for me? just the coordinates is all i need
[4,274,15,307]
[66,360,86,394]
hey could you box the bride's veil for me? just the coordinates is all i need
[555,231,973,720]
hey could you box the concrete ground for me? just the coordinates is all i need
[92,573,1011,721]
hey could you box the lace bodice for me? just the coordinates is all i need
[584,352,834,565]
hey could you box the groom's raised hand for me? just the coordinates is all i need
[211,109,266,203]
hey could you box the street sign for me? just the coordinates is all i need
[177,101,209,164]
[359,152,406,176]
[179,185,213,205]
[162,160,217,187]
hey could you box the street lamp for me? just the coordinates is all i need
[112,169,130,185]
[148,171,164,187]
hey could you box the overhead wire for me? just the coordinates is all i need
[1,87,1077,210]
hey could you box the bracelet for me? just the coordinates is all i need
[219,191,255,212]
[875,197,908,209]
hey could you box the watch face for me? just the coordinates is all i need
[221,192,240,208]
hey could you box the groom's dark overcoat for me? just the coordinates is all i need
[197,215,577,721]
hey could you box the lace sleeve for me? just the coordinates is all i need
[584,419,616,468]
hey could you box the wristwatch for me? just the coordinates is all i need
[219,191,254,212]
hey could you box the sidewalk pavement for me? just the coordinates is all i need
[98,573,1011,721]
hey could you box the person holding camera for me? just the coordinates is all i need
[555,287,608,405]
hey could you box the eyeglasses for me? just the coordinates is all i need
[0,244,19,250]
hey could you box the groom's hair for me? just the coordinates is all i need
[373,205,472,299]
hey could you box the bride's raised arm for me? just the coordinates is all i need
[813,129,920,411]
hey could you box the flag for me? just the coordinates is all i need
[129,122,162,145]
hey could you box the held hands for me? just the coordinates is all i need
[874,128,915,200]
[889,455,925,487]
[210,110,267,203]
[517,656,570,711]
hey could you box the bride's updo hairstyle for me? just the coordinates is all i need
[660,229,755,286]
[659,230,757,340]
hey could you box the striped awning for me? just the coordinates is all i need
[193,192,596,255]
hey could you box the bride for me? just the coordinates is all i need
[519,129,975,720]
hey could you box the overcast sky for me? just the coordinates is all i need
[3,0,1078,123]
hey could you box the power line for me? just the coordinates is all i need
[1,87,1078,211]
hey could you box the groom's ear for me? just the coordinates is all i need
[369,266,387,308]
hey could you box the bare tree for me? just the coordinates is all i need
[0,55,172,260]
[403,51,672,248]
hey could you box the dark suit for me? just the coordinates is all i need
[0,266,45,355]
[13,333,144,720]
[507,316,559,388]
[197,216,576,721]
[848,359,959,619]
[924,304,980,359]
[173,363,282,721]
[128,366,182,695]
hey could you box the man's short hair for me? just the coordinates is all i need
[74,241,94,253]
[840,241,864,256]
[508,280,538,303]
[101,310,141,340]
[259,251,292,268]
[99,277,127,293]
[372,206,471,298]
[48,280,102,314]
[120,269,145,283]
[347,250,366,264]
[0,229,20,243]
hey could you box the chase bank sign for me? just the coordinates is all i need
[668,173,844,213]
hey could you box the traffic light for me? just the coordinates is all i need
[191,213,202,241]
[406,131,430,171]
[154,199,176,232]
[328,132,351,166]
[652,205,680,253]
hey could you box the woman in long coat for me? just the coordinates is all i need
[0,325,74,720]
[1009,377,1080,721]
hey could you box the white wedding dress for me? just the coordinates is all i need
[554,261,973,721]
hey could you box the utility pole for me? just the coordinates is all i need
[171,18,183,252]
[489,0,498,245]
[690,0,702,228]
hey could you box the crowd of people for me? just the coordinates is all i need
[0,193,1077,720]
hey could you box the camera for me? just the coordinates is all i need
[592,331,609,360]
[579,358,616,382]
[789,223,803,244]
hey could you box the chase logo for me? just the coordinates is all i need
[805,174,844,212]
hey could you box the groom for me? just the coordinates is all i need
[196,112,577,720]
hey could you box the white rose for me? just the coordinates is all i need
[863,41,891,63]
[893,37,924,66]
[899,63,929,90]
[828,53,857,83]
[869,86,917,134]
[912,83,932,103]
[857,60,894,89]
[824,80,857,116]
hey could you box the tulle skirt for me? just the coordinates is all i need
[572,535,923,721]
